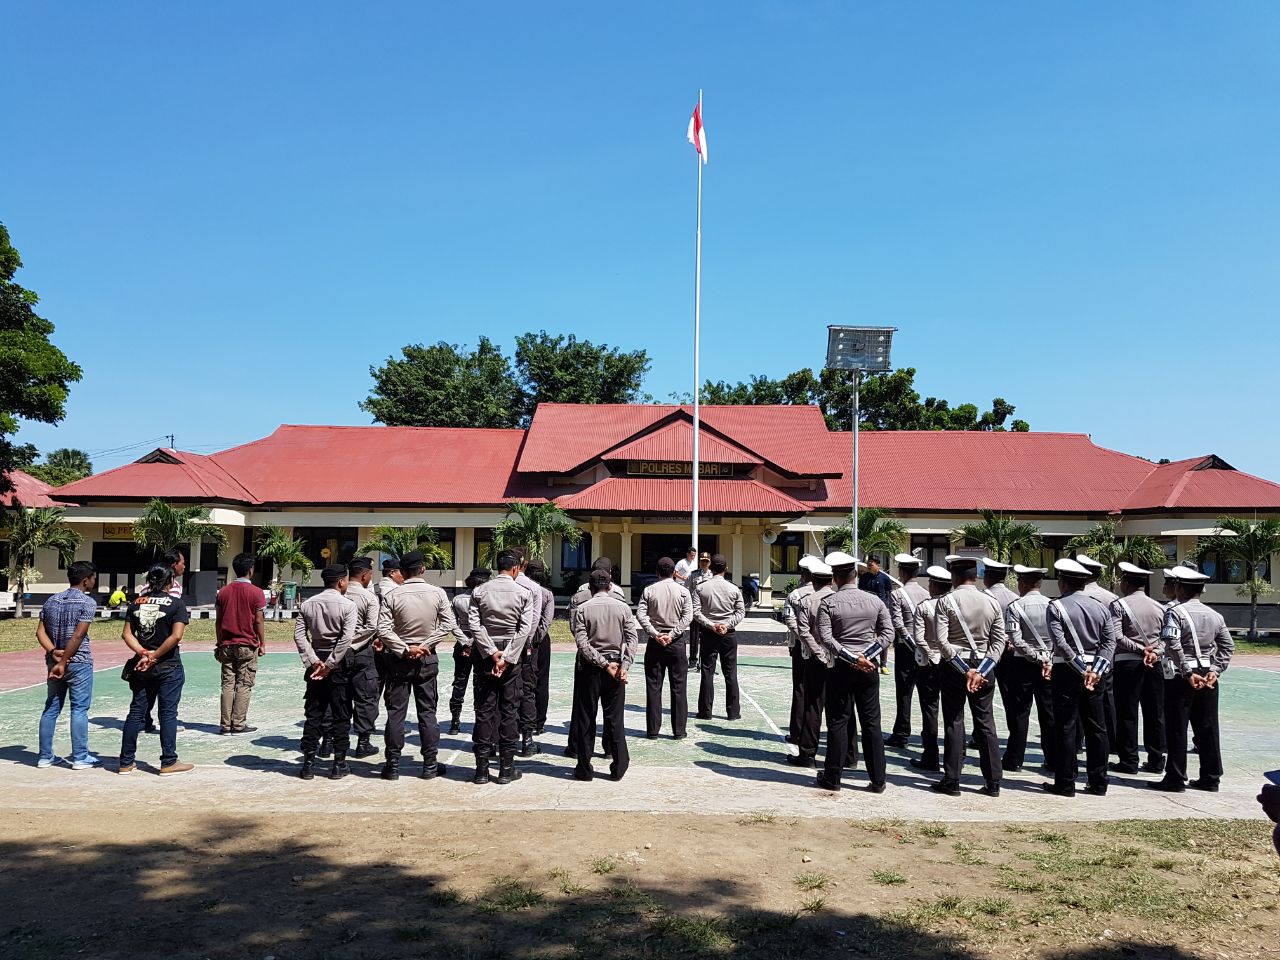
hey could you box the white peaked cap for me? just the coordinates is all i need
[981,557,1011,570]
[809,561,833,577]
[926,565,953,582]
[1075,554,1104,570]
[797,555,821,572]
[894,553,921,566]
[1117,561,1151,576]
[1012,564,1046,575]
[1055,558,1091,577]
[825,552,858,569]
[1167,565,1209,582]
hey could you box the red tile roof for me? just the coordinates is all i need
[600,419,762,465]
[1121,456,1280,512]
[557,477,810,516]
[1,470,70,508]
[56,449,258,504]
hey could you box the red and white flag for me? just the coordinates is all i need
[686,102,707,163]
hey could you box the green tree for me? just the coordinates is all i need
[3,502,82,616]
[357,522,451,570]
[513,332,650,420]
[822,507,910,560]
[953,510,1043,564]
[0,223,82,495]
[23,447,93,487]
[253,524,314,584]
[1190,517,1280,639]
[1065,520,1168,588]
[361,337,522,428]
[132,499,229,563]
[490,501,583,564]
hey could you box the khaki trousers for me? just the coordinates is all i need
[216,645,259,731]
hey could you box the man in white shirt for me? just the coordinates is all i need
[674,548,698,584]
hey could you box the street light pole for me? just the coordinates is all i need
[851,369,859,557]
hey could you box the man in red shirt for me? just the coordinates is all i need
[216,553,267,733]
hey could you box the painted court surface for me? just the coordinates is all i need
[2,646,1276,822]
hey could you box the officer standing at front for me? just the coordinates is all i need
[377,551,463,781]
[566,557,628,760]
[685,551,712,670]
[570,570,640,781]
[1151,565,1233,793]
[513,549,547,757]
[343,557,382,760]
[782,556,818,744]
[637,557,695,739]
[814,552,893,792]
[1043,558,1118,797]
[932,557,1006,797]
[525,558,556,737]
[692,554,746,721]
[1002,564,1056,773]
[1108,562,1167,775]
[909,565,952,773]
[886,553,927,748]
[467,550,536,785]
[787,560,834,769]
[293,565,356,780]
[448,568,490,735]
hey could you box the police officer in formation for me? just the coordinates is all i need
[342,557,383,760]
[570,569,640,780]
[885,553,927,748]
[293,564,356,780]
[637,557,694,740]
[788,558,835,769]
[565,556,627,759]
[782,556,816,747]
[1001,563,1056,773]
[692,554,746,721]
[523,559,556,740]
[685,551,712,670]
[814,552,893,792]
[907,565,951,772]
[1108,562,1167,775]
[447,567,490,735]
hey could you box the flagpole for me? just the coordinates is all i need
[692,89,703,555]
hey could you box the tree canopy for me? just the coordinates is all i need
[362,332,650,428]
[703,366,1030,433]
[0,223,82,494]
[23,447,93,487]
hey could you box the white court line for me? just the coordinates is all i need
[737,686,799,755]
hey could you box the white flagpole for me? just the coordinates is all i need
[691,89,703,555]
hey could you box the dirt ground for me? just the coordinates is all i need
[2,810,1276,960]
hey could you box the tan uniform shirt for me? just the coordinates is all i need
[889,580,929,645]
[692,575,745,631]
[571,592,640,669]
[935,584,1007,662]
[1006,591,1053,662]
[294,589,355,668]
[796,583,835,663]
[569,581,626,614]
[1161,598,1233,676]
[636,577,694,640]
[451,590,475,646]
[1045,590,1118,664]
[783,582,815,649]
[1110,590,1165,661]
[815,582,893,661]
[468,573,535,665]
[344,580,379,654]
[377,577,464,660]
[913,595,945,665]
[984,581,1018,616]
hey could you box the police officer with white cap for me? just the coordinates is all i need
[693,554,746,721]
[910,565,952,772]
[885,553,928,749]
[932,557,1006,796]
[783,556,820,744]
[1075,553,1121,753]
[980,558,1018,736]
[1043,558,1119,797]
[637,557,695,739]
[1108,562,1167,775]
[1002,564,1056,773]
[787,559,835,768]
[1150,564,1233,793]
[814,552,893,792]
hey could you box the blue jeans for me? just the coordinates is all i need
[39,657,94,764]
[120,661,185,768]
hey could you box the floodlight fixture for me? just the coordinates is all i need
[825,325,896,373]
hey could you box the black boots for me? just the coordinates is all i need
[520,732,540,758]
[299,751,316,780]
[448,714,462,735]
[381,757,400,781]
[420,751,447,780]
[353,735,379,758]
[472,746,492,785]
[317,736,333,758]
[496,746,522,785]
[329,739,350,780]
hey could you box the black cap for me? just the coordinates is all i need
[591,556,613,571]
[381,558,400,573]
[589,569,612,591]
[656,557,675,576]
[468,567,491,581]
[321,564,348,587]
[347,556,373,575]
[526,557,547,574]
[400,551,426,569]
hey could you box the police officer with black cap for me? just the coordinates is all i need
[344,556,383,759]
[932,557,1006,797]
[1043,558,1119,797]
[910,564,952,772]
[788,559,834,768]
[886,552,927,748]
[448,567,490,735]
[693,553,746,721]
[1002,564,1057,773]
[1108,562,1167,775]
[293,564,356,780]
[570,569,640,780]
[637,557,695,739]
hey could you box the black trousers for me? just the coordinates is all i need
[698,629,739,720]
[940,666,1001,789]
[1103,672,1117,756]
[347,645,380,737]
[788,643,805,740]
[534,636,552,729]
[913,661,941,767]
[1140,664,1167,764]
[518,641,541,735]
[473,659,523,752]
[822,663,885,786]
[382,656,441,760]
[572,662,629,779]
[301,665,353,754]
[688,623,701,664]
[1051,664,1109,789]
[1002,657,1056,770]
[1164,672,1222,785]
[644,636,688,737]
[1112,659,1153,768]
[448,643,473,718]
[796,657,828,760]
[889,640,918,738]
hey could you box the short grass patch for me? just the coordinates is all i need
[648,913,733,952]
[476,876,545,913]
[952,840,988,866]
[798,894,826,913]
[792,872,831,891]
[737,809,778,825]
[871,870,906,886]
[918,823,950,839]
[590,855,619,875]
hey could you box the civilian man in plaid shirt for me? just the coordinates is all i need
[36,561,100,769]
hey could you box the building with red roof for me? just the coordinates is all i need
[23,404,1280,622]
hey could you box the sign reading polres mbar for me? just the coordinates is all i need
[627,461,741,478]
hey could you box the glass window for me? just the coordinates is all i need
[769,532,804,575]
[562,534,592,572]
[910,535,951,570]
[1199,551,1248,585]
[434,528,456,569]
[474,528,493,569]
[294,527,359,570]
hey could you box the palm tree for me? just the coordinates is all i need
[3,502,82,616]
[358,522,451,570]
[952,509,1042,564]
[132,498,228,565]
[253,525,314,584]
[491,501,583,563]
[823,507,910,560]
[1190,517,1280,640]
[1065,520,1167,588]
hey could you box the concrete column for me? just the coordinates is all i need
[731,528,743,588]
[189,537,201,572]
[620,531,633,598]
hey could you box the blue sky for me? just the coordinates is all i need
[4,3,1278,478]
